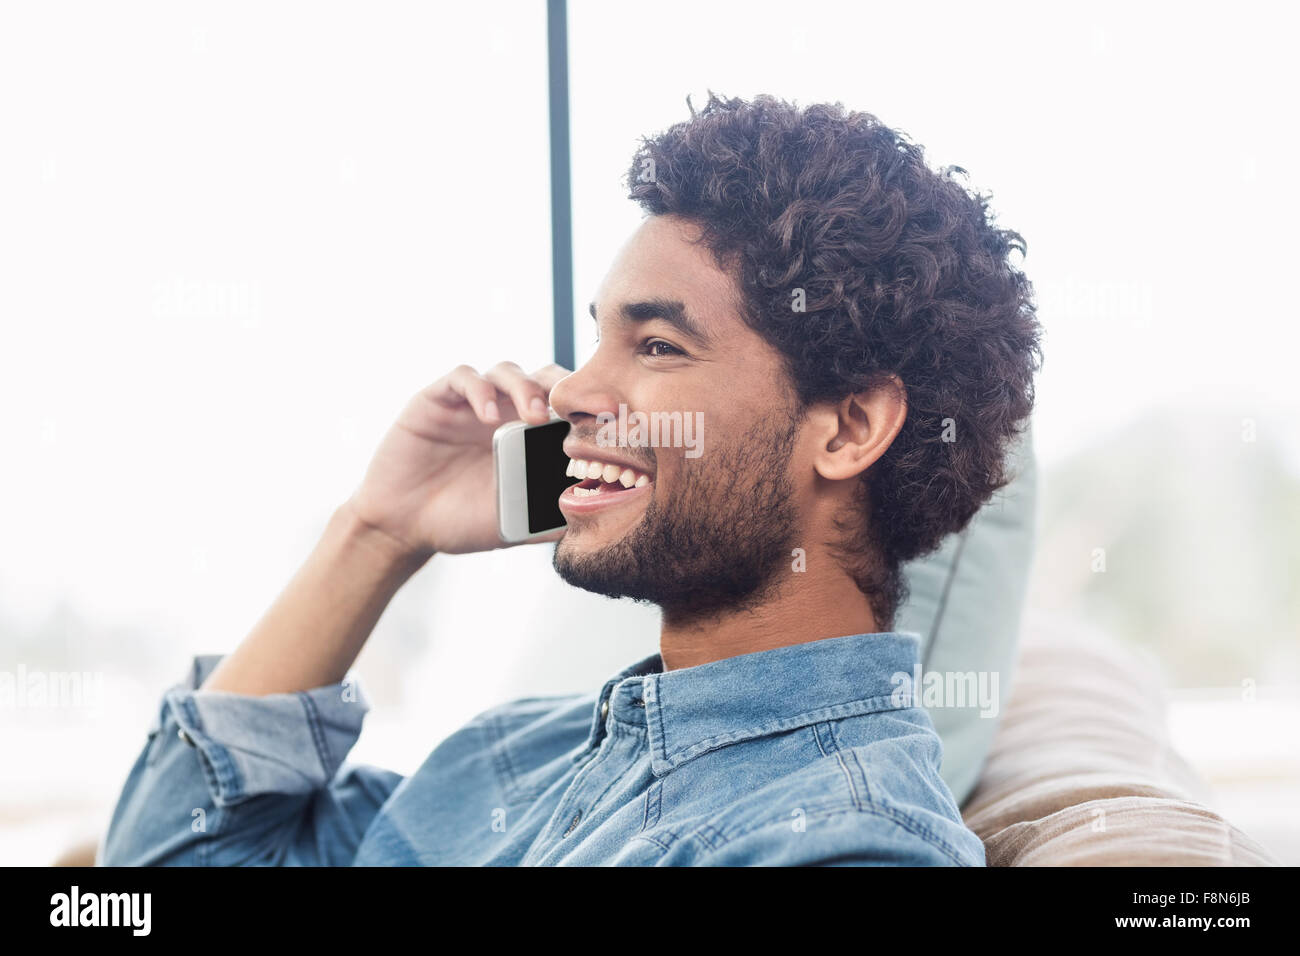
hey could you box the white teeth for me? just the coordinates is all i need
[565,457,655,490]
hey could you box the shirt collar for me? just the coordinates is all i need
[586,631,924,776]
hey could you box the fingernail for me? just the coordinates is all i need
[485,401,500,421]
[531,397,548,416]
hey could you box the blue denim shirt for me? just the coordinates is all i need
[100,631,985,866]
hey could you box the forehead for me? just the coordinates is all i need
[593,215,743,331]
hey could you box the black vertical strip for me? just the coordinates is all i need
[547,0,575,369]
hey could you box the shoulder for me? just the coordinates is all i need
[699,805,984,866]
[658,718,986,866]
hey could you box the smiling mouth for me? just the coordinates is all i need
[564,456,653,498]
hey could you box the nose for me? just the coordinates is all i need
[548,355,622,430]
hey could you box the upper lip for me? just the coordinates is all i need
[561,441,655,478]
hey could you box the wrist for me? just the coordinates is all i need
[332,500,434,580]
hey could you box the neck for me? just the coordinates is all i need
[657,552,881,671]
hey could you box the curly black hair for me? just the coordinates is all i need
[626,92,1042,628]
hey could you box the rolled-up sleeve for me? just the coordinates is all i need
[100,655,403,867]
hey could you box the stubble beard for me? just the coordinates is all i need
[552,413,802,628]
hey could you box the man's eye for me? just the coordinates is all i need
[640,339,684,358]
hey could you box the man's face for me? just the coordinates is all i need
[549,214,817,622]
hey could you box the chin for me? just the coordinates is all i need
[555,522,621,561]
[559,507,644,551]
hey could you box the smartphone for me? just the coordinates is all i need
[493,415,575,543]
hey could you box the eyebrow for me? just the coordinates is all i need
[588,298,713,346]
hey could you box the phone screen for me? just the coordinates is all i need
[524,419,575,534]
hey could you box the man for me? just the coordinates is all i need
[102,93,1041,866]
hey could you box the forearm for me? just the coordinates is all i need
[201,502,431,696]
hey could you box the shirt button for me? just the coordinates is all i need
[177,729,195,747]
[563,810,582,836]
[600,699,609,720]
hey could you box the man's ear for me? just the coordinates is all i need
[813,375,907,481]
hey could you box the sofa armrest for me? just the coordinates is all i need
[962,616,1275,866]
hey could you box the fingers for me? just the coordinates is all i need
[424,362,571,426]
[483,361,553,425]
[428,365,506,424]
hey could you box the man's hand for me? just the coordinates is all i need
[201,360,572,697]
[344,361,572,560]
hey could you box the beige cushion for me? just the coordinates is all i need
[961,622,1275,866]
